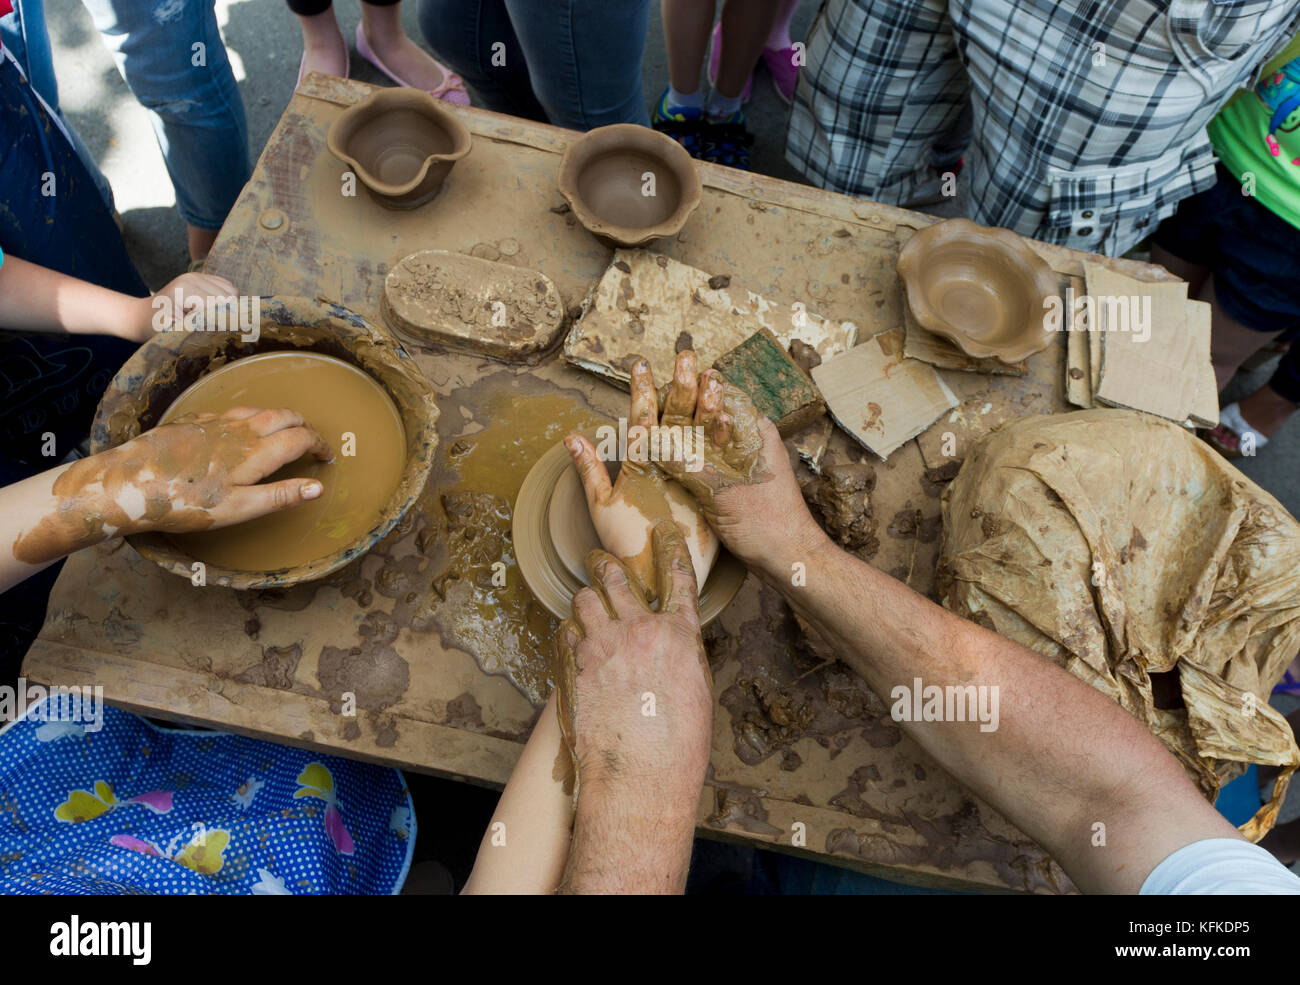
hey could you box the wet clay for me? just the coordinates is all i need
[326,88,472,209]
[803,462,878,550]
[896,218,1058,364]
[557,124,702,247]
[162,352,406,571]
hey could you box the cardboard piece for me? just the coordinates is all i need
[812,331,958,460]
[1065,275,1092,408]
[1186,299,1220,428]
[563,250,858,389]
[713,326,826,435]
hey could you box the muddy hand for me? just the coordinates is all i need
[658,349,823,571]
[565,356,719,595]
[129,272,241,342]
[551,520,712,806]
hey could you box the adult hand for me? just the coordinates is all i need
[552,520,713,810]
[11,407,333,566]
[564,355,719,595]
[656,349,827,574]
[128,272,241,342]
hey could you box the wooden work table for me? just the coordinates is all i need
[23,75,1179,893]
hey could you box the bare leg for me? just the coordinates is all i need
[663,0,717,94]
[187,225,219,264]
[715,0,781,99]
[766,0,800,48]
[294,8,348,78]
[360,1,449,92]
[1237,382,1298,438]
[461,694,574,894]
[1149,242,1209,297]
[1198,276,1286,393]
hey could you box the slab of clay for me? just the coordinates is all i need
[1186,299,1219,428]
[811,331,958,461]
[1087,262,1198,423]
[382,249,565,361]
[1065,275,1092,408]
[900,284,1027,377]
[563,249,857,389]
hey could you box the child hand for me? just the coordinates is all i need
[127,272,241,342]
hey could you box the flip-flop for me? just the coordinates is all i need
[296,42,350,88]
[354,23,470,106]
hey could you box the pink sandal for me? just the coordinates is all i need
[354,23,470,106]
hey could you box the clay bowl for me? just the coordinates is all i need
[512,430,746,623]
[557,124,702,247]
[89,296,440,589]
[896,217,1059,364]
[326,88,472,209]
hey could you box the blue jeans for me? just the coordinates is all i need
[0,0,114,207]
[79,0,251,229]
[417,0,652,130]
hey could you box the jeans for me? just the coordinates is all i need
[0,0,114,207]
[79,0,251,229]
[417,0,652,130]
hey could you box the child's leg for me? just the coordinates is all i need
[766,0,799,49]
[360,0,453,94]
[713,0,780,104]
[461,694,574,893]
[1200,276,1288,394]
[663,0,716,101]
[289,0,348,79]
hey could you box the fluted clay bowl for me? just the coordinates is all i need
[327,88,472,209]
[557,124,702,247]
[897,218,1059,364]
[89,296,440,589]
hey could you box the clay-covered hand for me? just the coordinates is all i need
[551,521,713,809]
[128,272,241,342]
[12,407,333,565]
[651,349,818,570]
[564,356,719,595]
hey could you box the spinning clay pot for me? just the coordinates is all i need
[557,124,702,247]
[897,218,1059,364]
[90,296,440,589]
[512,430,746,623]
[327,88,472,209]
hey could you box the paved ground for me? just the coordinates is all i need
[43,0,1300,852]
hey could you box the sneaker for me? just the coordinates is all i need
[762,45,800,104]
[702,111,753,170]
[706,22,754,103]
[652,88,706,159]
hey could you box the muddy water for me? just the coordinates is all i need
[162,351,406,571]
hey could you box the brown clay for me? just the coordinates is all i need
[327,88,472,209]
[896,218,1058,364]
[512,429,745,624]
[556,124,702,247]
[88,296,439,589]
[160,352,406,571]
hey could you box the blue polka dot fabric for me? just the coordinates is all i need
[0,699,415,894]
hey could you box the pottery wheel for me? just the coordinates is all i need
[513,433,746,623]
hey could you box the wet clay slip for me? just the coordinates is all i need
[327,88,472,209]
[512,431,745,624]
[896,218,1059,364]
[161,352,406,571]
[90,296,439,589]
[557,124,702,247]
[381,249,565,361]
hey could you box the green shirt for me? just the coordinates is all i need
[1209,35,1300,230]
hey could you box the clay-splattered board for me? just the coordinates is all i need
[21,74,1176,893]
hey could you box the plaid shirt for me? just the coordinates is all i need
[786,0,1300,255]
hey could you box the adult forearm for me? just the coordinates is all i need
[752,530,1235,892]
[0,254,141,337]
[558,779,698,894]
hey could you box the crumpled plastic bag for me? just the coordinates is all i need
[936,409,1300,840]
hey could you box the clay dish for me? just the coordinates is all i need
[327,88,472,209]
[557,124,702,247]
[896,217,1059,364]
[89,296,440,590]
[512,430,746,624]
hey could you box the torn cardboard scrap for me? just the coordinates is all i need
[562,249,857,388]
[812,330,958,461]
